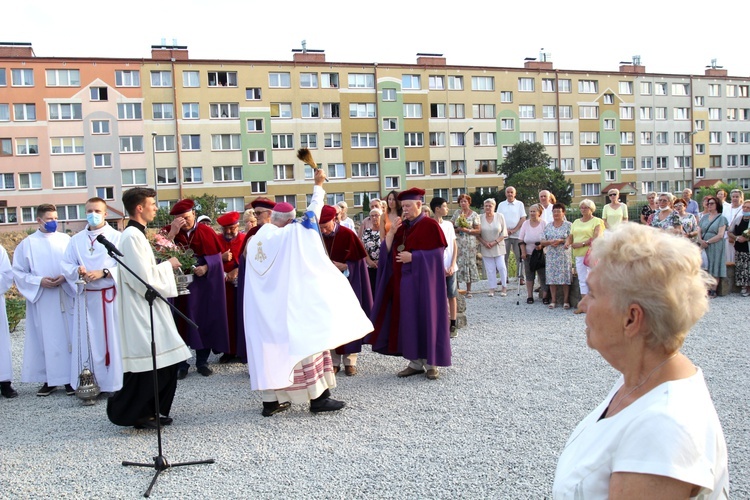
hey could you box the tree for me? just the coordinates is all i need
[499,142,552,179]
[506,166,573,207]
[191,194,228,222]
[468,188,503,211]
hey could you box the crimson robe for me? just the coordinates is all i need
[220,232,246,355]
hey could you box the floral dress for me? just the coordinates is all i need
[451,209,481,284]
[542,221,572,285]
[362,228,380,263]
[649,210,680,230]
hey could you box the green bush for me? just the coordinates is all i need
[6,297,25,332]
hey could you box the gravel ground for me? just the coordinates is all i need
[1,281,747,499]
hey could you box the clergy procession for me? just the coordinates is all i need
[0,166,454,427]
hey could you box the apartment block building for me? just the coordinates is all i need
[1,43,749,231]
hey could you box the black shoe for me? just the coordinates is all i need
[177,368,188,380]
[310,397,346,413]
[218,353,236,364]
[197,365,213,377]
[159,416,174,426]
[64,384,76,396]
[542,297,550,305]
[261,401,291,417]
[37,384,57,397]
[134,417,159,430]
[0,382,18,399]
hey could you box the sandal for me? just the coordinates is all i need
[742,288,750,297]
[488,291,494,297]
[466,293,473,298]
[548,303,556,309]
[563,303,571,310]
[526,297,534,304]
[542,297,550,305]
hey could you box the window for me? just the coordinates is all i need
[93,153,112,167]
[474,132,497,146]
[519,105,535,119]
[210,103,239,119]
[269,102,292,119]
[518,78,535,92]
[156,168,177,184]
[655,107,667,120]
[696,168,706,179]
[293,133,314,150]
[115,70,140,87]
[641,157,653,170]
[122,169,147,185]
[640,107,652,120]
[559,105,572,119]
[581,158,600,171]
[654,82,667,95]
[475,160,497,174]
[726,85,737,97]
[605,170,616,182]
[558,79,571,92]
[246,87,262,100]
[603,94,614,104]
[619,81,633,94]
[579,106,598,119]
[251,181,267,194]
[0,104,8,121]
[153,135,175,152]
[578,80,598,93]
[13,103,36,121]
[404,132,424,147]
[181,134,201,151]
[656,132,668,145]
[674,156,692,169]
[473,104,495,119]
[604,144,616,156]
[385,176,400,190]
[207,71,237,87]
[325,193,345,205]
[183,71,200,87]
[542,105,556,119]
[11,69,34,86]
[709,108,721,121]
[273,164,294,180]
[448,76,463,90]
[471,76,494,91]
[709,155,722,168]
[673,107,690,120]
[727,132,738,144]
[301,102,320,118]
[269,72,291,88]
[739,85,750,97]
[220,198,245,212]
[406,161,424,176]
[351,163,378,177]
[0,173,14,190]
[694,96,704,107]
[321,73,339,88]
[16,138,38,155]
[656,157,669,169]
[448,104,465,119]
[621,158,635,170]
[641,132,653,145]
[322,102,340,118]
[214,166,243,182]
[672,83,690,96]
[350,103,376,118]
[741,132,750,144]
[501,146,513,158]
[57,205,85,221]
[89,120,109,135]
[299,72,318,88]
[708,84,721,97]
[182,103,199,119]
[19,172,42,189]
[150,71,172,87]
[353,191,380,207]
[271,134,293,149]
[324,133,342,148]
[382,88,396,101]
[212,134,241,150]
[402,75,421,90]
[560,132,573,145]
[620,132,634,145]
[152,103,174,120]
[351,133,377,148]
[247,150,266,163]
[674,132,692,145]
[429,131,446,146]
[727,108,737,120]
[603,119,615,130]
[327,163,346,179]
[404,103,423,118]
[640,81,652,95]
[520,132,536,143]
[46,69,80,87]
[384,147,399,159]
[543,132,557,146]
[542,78,556,92]
[53,171,86,188]
[349,73,374,88]
[695,119,705,131]
[581,183,601,196]
[429,75,444,90]
[500,91,513,103]
[95,187,114,200]
[430,103,445,118]
[48,103,82,120]
[727,155,738,167]
[0,208,17,224]
[561,158,574,172]
[620,106,634,120]
[451,188,466,202]
[501,118,514,131]
[382,117,398,130]
[696,143,706,154]
[430,161,447,175]
[50,137,84,154]
[657,181,670,193]
[450,132,468,146]
[641,181,655,194]
[580,132,599,145]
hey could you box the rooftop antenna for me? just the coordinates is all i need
[160,38,166,46]
[172,38,178,46]
[301,39,307,53]
[633,55,641,66]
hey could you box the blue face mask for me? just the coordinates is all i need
[86,213,103,227]
[743,211,750,217]
[43,220,58,233]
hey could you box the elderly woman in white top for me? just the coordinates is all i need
[518,203,548,304]
[476,198,508,297]
[553,224,728,499]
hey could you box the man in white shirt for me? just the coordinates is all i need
[539,190,554,224]
[496,186,527,283]
[430,197,459,338]
[337,201,356,231]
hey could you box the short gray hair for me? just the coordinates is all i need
[579,198,596,211]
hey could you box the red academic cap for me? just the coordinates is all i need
[397,187,426,201]
[251,197,276,210]
[170,199,195,215]
[274,202,295,213]
[216,211,240,227]
[319,205,338,224]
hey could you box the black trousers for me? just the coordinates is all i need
[106,364,179,426]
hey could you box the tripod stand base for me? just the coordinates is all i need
[123,455,215,497]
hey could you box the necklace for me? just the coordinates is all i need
[607,352,678,416]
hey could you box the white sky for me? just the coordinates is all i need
[5,0,749,77]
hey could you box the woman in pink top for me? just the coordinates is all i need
[519,204,548,304]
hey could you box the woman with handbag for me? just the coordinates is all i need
[565,199,603,313]
[519,204,547,304]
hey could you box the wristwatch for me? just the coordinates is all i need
[102,268,110,278]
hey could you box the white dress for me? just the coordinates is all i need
[0,244,15,382]
[553,368,728,499]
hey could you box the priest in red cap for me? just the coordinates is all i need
[216,211,246,363]
[369,187,451,380]
[319,205,373,376]
[163,199,229,379]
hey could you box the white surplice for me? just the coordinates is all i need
[12,230,74,386]
[116,226,190,373]
[243,185,374,391]
[61,224,123,392]
[0,244,15,382]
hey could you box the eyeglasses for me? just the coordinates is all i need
[608,194,617,197]
[707,201,716,205]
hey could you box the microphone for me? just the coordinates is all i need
[96,234,124,257]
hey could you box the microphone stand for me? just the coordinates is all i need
[100,243,214,497]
